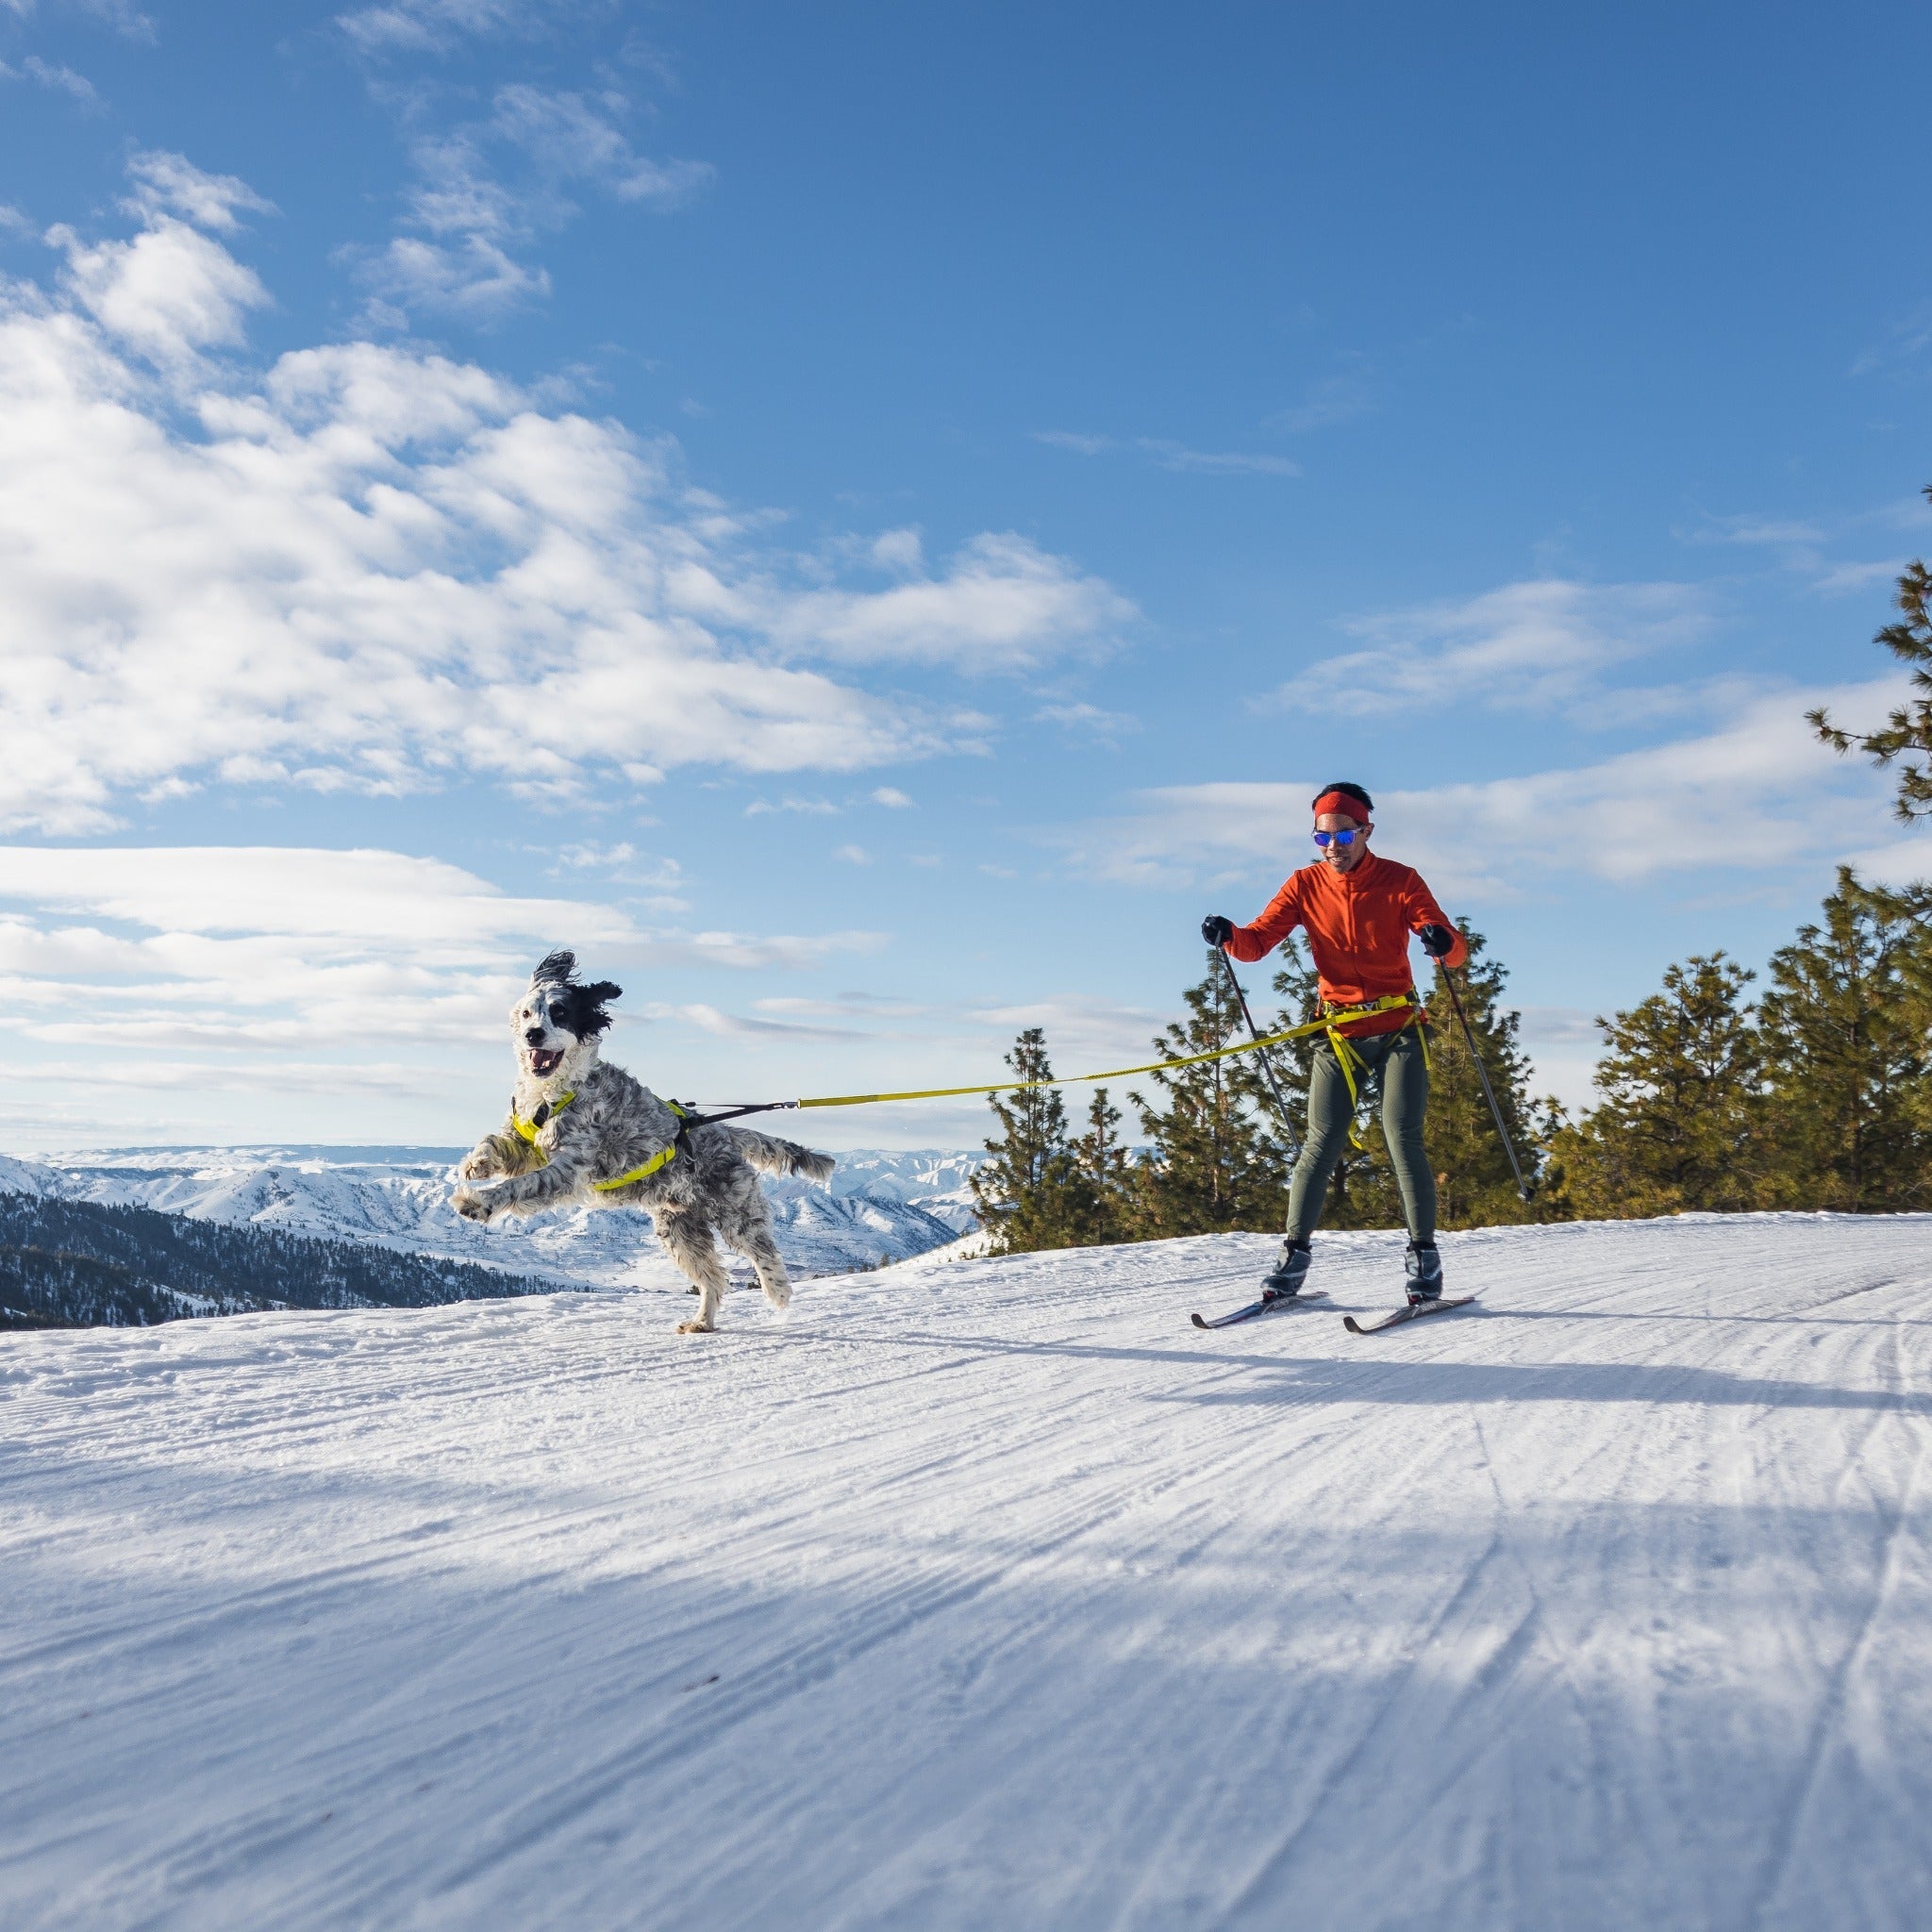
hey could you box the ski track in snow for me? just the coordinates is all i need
[3,1214,1930,1930]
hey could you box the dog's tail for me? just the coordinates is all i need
[728,1127,836,1185]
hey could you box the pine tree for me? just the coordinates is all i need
[1130,950,1290,1235]
[1419,924,1541,1227]
[970,1027,1084,1253]
[1757,868,1932,1210]
[1810,485,1932,819]
[1067,1086,1135,1244]
[1551,953,1767,1216]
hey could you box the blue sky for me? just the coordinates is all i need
[1,0,1928,1151]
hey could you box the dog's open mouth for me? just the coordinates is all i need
[528,1047,564,1076]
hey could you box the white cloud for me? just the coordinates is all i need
[871,787,913,808]
[1058,680,1907,897]
[37,152,276,371]
[1852,300,1932,378]
[964,994,1168,1076]
[47,214,270,365]
[1031,429,1298,477]
[1846,834,1932,888]
[125,150,277,232]
[1036,700,1139,741]
[336,0,541,55]
[1270,366,1374,434]
[1706,517,1827,548]
[1033,430,1112,456]
[356,231,551,324]
[869,528,924,575]
[0,845,887,1058]
[834,843,872,865]
[1261,578,1712,721]
[1136,439,1300,477]
[0,160,1129,835]
[491,84,711,205]
[20,54,98,103]
[352,86,708,324]
[3,0,153,42]
[650,1001,864,1041]
[744,797,840,818]
[767,532,1136,672]
[1810,558,1909,595]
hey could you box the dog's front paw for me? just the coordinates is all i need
[451,1189,497,1224]
[458,1149,500,1182]
[675,1315,716,1335]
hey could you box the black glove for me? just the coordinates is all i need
[1201,914,1234,948]
[1418,924,1457,958]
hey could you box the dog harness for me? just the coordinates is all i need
[511,1091,690,1191]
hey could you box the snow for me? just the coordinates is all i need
[11,1145,980,1291]
[4,1213,1930,1929]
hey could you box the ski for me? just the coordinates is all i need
[1191,1290,1327,1331]
[1343,1294,1476,1336]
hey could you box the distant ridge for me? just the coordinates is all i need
[0,1190,558,1330]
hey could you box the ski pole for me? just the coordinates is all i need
[1435,963,1532,1203]
[1216,947,1301,1164]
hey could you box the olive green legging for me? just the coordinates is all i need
[1284,1023,1436,1244]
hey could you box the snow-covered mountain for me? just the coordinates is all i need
[8,1144,981,1291]
[4,1214,1928,1929]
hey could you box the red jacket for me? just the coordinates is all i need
[1225,850,1468,1038]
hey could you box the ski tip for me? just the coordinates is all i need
[1190,1311,1209,1329]
[1341,1316,1368,1335]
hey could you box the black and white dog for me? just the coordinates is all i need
[452,951,836,1334]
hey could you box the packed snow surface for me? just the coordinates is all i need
[5,1214,1930,1930]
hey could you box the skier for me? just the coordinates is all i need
[1201,782,1467,1307]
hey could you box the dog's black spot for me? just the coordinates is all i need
[557,979,622,1040]
[532,948,576,988]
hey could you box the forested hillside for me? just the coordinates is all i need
[0,1191,556,1330]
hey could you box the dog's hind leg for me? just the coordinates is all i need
[657,1212,729,1334]
[720,1208,792,1312]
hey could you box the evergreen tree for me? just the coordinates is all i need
[1810,485,1932,818]
[1419,924,1541,1227]
[1551,953,1767,1216]
[970,1027,1084,1254]
[1757,868,1932,1211]
[1130,950,1290,1235]
[1067,1086,1135,1244]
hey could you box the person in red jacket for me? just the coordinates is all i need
[1201,781,1467,1304]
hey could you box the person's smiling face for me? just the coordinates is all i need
[1313,810,1372,874]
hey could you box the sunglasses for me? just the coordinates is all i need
[1311,827,1363,848]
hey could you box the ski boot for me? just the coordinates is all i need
[1404,1241,1443,1305]
[1262,1239,1312,1301]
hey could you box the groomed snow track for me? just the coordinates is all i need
[4,1214,1930,1930]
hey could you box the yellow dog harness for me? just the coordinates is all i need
[511,1091,690,1191]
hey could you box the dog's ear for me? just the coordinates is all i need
[532,948,576,987]
[565,979,623,1038]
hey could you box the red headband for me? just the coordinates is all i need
[1312,790,1370,824]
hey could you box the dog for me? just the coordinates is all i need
[452,950,836,1334]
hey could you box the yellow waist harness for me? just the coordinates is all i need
[1320,991,1431,1149]
[511,1091,689,1190]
